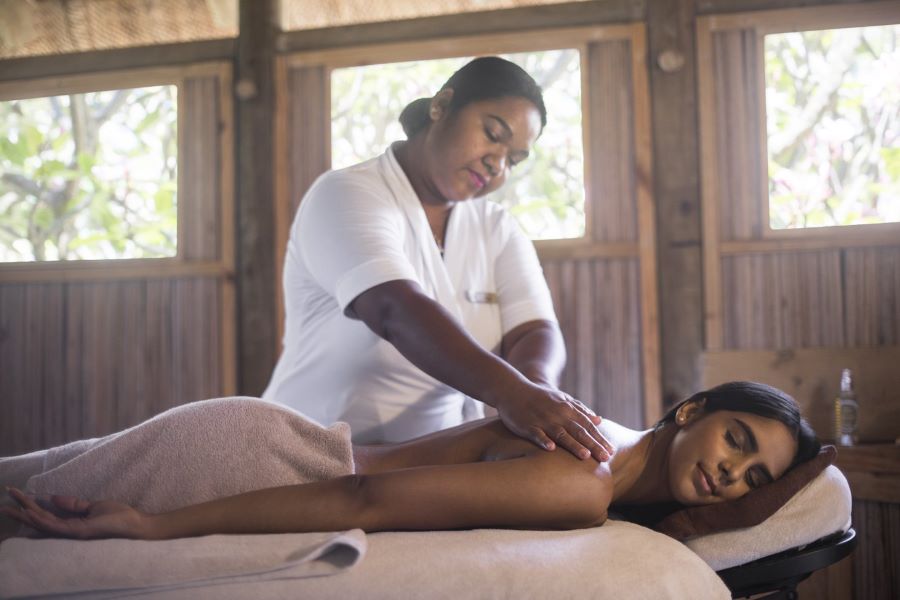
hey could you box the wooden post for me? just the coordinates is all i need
[647,0,704,408]
[235,0,278,395]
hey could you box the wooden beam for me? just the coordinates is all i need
[276,0,647,52]
[0,39,235,82]
[696,0,886,15]
[235,0,278,396]
[647,0,704,409]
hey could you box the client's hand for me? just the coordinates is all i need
[2,487,151,540]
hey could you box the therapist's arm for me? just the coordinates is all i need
[348,280,612,461]
[500,319,565,389]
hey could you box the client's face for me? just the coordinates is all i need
[667,406,797,506]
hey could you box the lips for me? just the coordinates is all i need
[696,464,716,496]
[466,169,487,190]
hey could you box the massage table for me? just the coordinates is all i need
[0,398,855,598]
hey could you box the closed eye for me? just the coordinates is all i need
[725,431,740,450]
[484,127,499,143]
[746,468,769,489]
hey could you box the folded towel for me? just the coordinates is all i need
[6,397,354,514]
[686,465,853,571]
[0,529,366,598]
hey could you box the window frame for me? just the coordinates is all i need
[753,4,900,244]
[0,62,235,282]
[697,1,900,351]
[279,25,646,252]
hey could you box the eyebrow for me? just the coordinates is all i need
[486,114,529,161]
[735,419,775,483]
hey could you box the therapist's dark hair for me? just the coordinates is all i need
[399,56,548,138]
[656,381,821,471]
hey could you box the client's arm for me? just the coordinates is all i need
[4,451,611,540]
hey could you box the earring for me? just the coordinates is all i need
[676,413,686,425]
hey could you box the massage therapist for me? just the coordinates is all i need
[263,57,612,461]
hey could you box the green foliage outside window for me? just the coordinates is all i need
[765,25,900,230]
[0,85,178,262]
[331,49,585,240]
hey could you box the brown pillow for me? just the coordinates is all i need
[655,445,837,541]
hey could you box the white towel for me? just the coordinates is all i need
[686,465,853,571]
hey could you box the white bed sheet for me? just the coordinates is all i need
[2,521,729,600]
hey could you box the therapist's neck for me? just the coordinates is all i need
[393,139,455,211]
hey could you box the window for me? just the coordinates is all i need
[765,25,900,230]
[330,49,585,240]
[0,85,178,262]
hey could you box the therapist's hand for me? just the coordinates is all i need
[494,383,615,462]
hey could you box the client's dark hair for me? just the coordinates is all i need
[657,381,821,470]
[398,56,548,138]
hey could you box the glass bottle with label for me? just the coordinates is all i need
[834,368,859,446]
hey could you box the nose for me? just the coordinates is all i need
[482,153,505,177]
[719,456,752,486]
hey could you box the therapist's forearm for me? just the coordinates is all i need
[501,320,566,388]
[350,281,528,408]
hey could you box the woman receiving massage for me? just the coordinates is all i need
[3,381,820,540]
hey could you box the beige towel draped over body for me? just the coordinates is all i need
[0,397,365,597]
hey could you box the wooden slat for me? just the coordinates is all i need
[593,258,643,428]
[0,261,232,283]
[836,445,900,503]
[181,76,221,261]
[700,0,900,34]
[535,241,638,261]
[0,61,228,101]
[714,28,764,241]
[845,246,900,347]
[649,0,706,408]
[586,39,636,243]
[721,231,900,254]
[629,23,661,426]
[574,260,595,404]
[0,39,235,83]
[277,1,646,53]
[721,251,844,349]
[697,15,724,351]
[274,62,330,345]
[851,499,900,599]
[701,346,900,444]
[284,25,641,68]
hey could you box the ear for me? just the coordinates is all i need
[675,397,706,426]
[429,88,454,122]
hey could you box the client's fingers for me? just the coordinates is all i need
[50,494,91,515]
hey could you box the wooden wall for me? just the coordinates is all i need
[0,64,236,456]
[697,4,900,597]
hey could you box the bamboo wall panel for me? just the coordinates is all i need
[181,75,222,261]
[543,257,643,428]
[844,246,900,346]
[713,28,764,241]
[586,39,637,243]
[0,278,224,456]
[721,251,845,349]
[288,64,329,217]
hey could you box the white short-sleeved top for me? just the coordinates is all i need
[262,146,557,443]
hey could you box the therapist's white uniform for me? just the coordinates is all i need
[262,146,557,443]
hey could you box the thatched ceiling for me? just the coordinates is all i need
[0,0,590,59]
